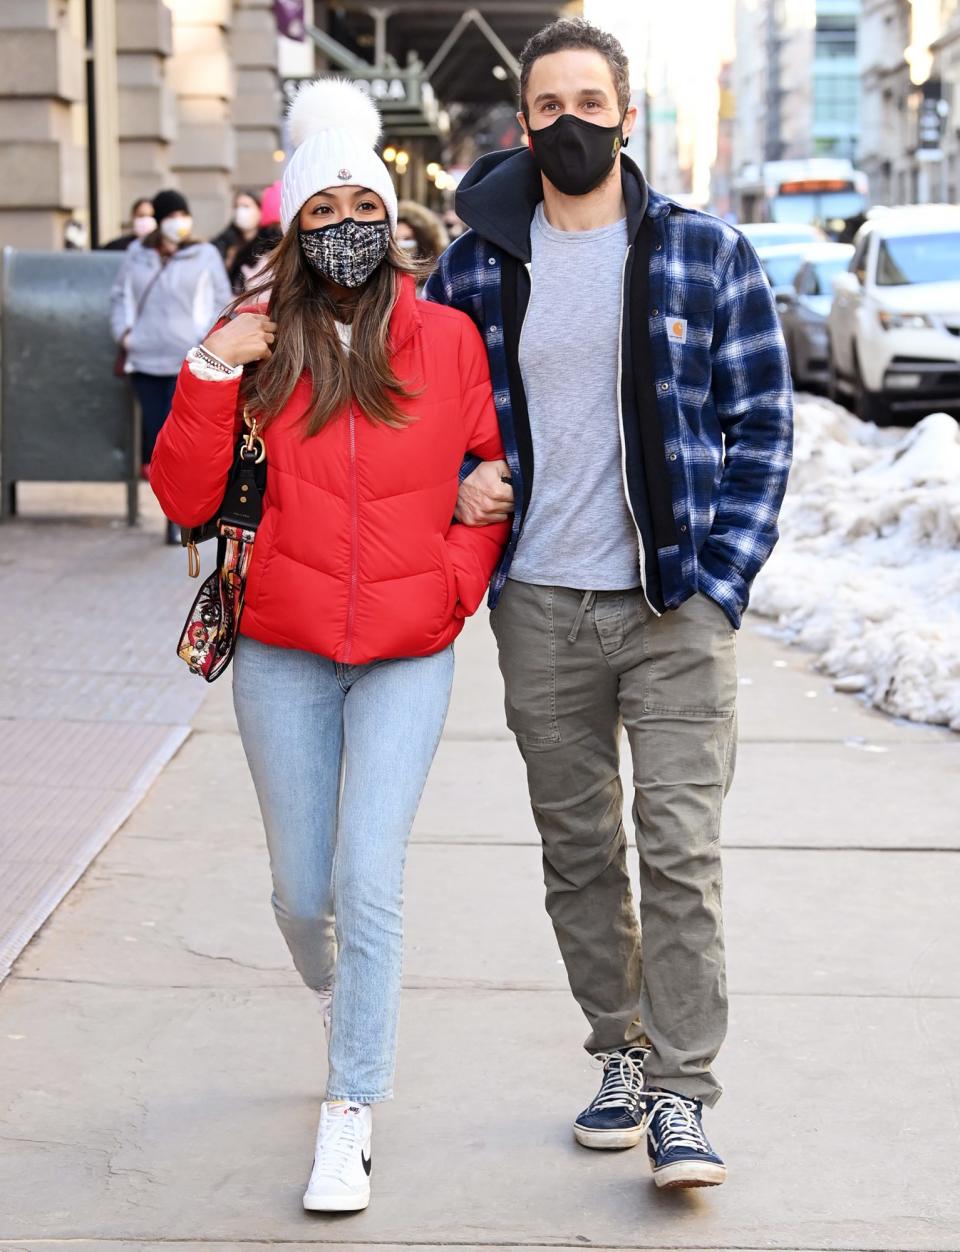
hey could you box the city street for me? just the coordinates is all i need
[1,468,959,1251]
[4,0,960,1245]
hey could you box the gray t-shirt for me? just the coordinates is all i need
[509,204,641,591]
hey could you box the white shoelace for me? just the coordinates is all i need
[312,1107,366,1182]
[641,1092,711,1155]
[589,1047,648,1112]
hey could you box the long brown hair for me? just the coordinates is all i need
[233,223,431,436]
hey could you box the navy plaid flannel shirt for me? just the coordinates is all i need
[425,187,793,627]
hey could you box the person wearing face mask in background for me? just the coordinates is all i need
[427,17,793,1191]
[442,207,466,240]
[394,200,449,288]
[110,189,232,542]
[212,190,271,293]
[149,79,509,1213]
[232,180,284,292]
[101,197,157,251]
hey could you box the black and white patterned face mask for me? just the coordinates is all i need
[298,217,391,288]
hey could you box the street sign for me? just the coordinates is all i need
[355,77,409,103]
[916,79,947,161]
[281,69,441,144]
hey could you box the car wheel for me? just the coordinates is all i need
[852,350,890,426]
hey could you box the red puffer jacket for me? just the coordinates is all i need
[151,276,509,664]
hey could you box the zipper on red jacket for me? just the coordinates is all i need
[344,404,360,663]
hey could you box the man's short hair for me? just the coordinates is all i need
[519,17,631,120]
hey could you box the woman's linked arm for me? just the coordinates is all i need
[443,318,511,617]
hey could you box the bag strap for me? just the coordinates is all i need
[175,409,267,681]
[183,408,266,575]
[177,524,255,682]
[129,256,166,329]
[219,412,266,531]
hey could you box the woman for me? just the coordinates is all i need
[149,79,509,1213]
[232,181,284,292]
[395,199,449,269]
[109,189,232,542]
[212,189,269,293]
[101,197,156,251]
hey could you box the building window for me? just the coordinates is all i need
[815,15,857,60]
[814,74,860,127]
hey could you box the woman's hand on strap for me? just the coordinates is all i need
[203,313,276,367]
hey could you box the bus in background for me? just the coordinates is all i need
[733,158,869,241]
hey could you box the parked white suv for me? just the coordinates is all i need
[827,206,960,424]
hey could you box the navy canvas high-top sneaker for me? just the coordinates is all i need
[573,1046,650,1149]
[643,1089,726,1189]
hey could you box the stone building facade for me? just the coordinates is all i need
[731,0,861,175]
[859,0,960,206]
[0,0,298,250]
[932,0,960,202]
[859,0,914,205]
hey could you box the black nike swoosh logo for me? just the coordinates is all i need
[362,1149,372,1176]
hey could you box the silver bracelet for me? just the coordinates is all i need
[194,344,238,375]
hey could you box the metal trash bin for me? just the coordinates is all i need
[0,248,139,523]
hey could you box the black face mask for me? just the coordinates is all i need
[528,113,625,197]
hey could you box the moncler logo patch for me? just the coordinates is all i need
[666,317,688,344]
[338,168,352,181]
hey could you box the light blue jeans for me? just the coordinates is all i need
[232,636,455,1103]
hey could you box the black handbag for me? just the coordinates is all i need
[176,411,267,681]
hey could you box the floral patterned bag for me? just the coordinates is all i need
[176,413,266,682]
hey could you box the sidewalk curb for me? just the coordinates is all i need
[0,724,190,982]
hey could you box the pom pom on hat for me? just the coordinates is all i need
[280,77,398,234]
[287,78,383,150]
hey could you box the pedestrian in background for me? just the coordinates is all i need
[232,180,284,291]
[395,200,449,272]
[110,189,232,542]
[212,189,265,293]
[100,197,156,251]
[149,79,509,1213]
[442,207,466,239]
[63,219,87,250]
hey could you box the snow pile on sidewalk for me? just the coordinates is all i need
[750,396,960,731]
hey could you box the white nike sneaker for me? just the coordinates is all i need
[303,1101,372,1212]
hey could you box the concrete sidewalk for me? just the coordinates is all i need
[1,580,960,1249]
[0,484,206,979]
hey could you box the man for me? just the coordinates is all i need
[425,18,792,1190]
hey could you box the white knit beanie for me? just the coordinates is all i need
[280,78,398,234]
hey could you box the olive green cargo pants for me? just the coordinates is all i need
[490,582,738,1106]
